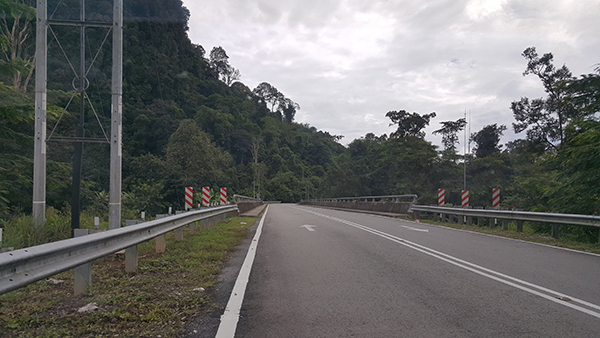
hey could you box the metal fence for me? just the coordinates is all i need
[0,205,238,296]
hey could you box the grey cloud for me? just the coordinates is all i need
[182,0,600,146]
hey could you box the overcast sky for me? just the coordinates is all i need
[180,0,599,149]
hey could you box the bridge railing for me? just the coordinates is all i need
[300,195,418,215]
[0,205,238,296]
[233,194,262,202]
[410,205,600,240]
[305,195,418,203]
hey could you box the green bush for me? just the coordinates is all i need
[1,211,70,250]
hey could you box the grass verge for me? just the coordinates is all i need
[410,217,600,254]
[0,215,257,338]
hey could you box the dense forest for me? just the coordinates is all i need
[0,0,599,239]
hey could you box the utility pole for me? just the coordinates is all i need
[33,0,123,231]
[32,0,47,228]
[70,0,87,231]
[109,0,123,230]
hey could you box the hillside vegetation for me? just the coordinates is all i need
[0,0,599,242]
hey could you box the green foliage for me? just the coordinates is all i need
[433,117,467,154]
[545,118,600,216]
[0,211,71,249]
[470,124,507,158]
[209,46,240,86]
[562,66,600,115]
[510,47,583,149]
[386,110,436,139]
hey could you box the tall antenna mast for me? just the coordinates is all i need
[463,109,467,191]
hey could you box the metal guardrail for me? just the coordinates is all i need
[307,195,418,203]
[233,194,262,202]
[0,205,238,295]
[409,205,600,228]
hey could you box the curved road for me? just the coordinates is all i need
[225,204,600,337]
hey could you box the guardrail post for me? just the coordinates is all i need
[155,234,166,253]
[125,221,138,272]
[154,214,166,253]
[175,227,184,241]
[189,221,197,235]
[551,224,560,239]
[502,219,508,230]
[467,216,473,225]
[74,229,92,296]
[516,220,523,232]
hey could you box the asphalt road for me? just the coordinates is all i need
[230,204,600,337]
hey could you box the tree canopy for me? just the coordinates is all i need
[386,110,436,139]
[510,47,580,149]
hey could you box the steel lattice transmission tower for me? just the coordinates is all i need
[32,0,123,230]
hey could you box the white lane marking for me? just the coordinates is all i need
[400,225,429,232]
[293,206,600,319]
[301,224,317,232]
[420,220,600,258]
[215,205,269,338]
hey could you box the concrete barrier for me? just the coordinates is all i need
[236,201,264,214]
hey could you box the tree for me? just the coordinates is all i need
[470,124,506,158]
[209,46,240,86]
[279,97,300,123]
[510,47,581,149]
[252,82,283,112]
[386,110,436,139]
[0,0,36,92]
[0,82,34,216]
[249,134,264,198]
[165,119,233,190]
[562,65,600,116]
[432,118,467,153]
[546,118,600,216]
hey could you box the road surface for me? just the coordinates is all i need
[224,204,600,337]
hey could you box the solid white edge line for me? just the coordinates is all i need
[294,206,600,319]
[215,205,269,338]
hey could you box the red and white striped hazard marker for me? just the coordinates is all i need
[202,186,209,207]
[220,187,227,205]
[438,188,445,206]
[461,190,469,208]
[492,188,500,208]
[185,187,193,210]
